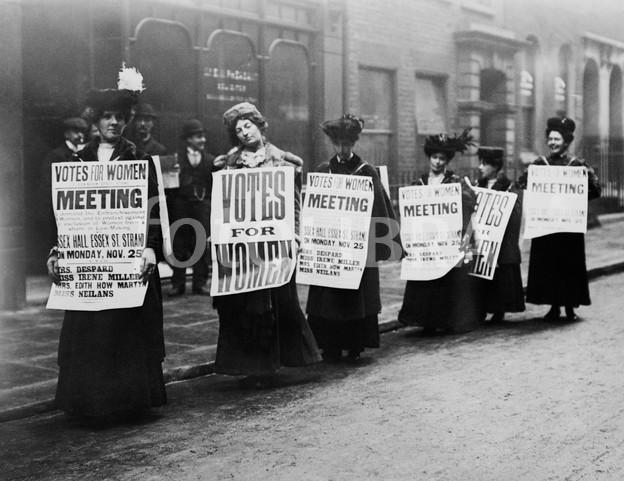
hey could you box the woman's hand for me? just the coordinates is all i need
[46,255,61,284]
[139,248,157,284]
[213,155,228,170]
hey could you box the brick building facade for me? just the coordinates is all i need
[330,0,624,208]
[3,0,624,307]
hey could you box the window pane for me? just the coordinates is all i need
[202,32,259,153]
[356,133,391,167]
[521,107,534,151]
[132,22,194,112]
[359,68,392,130]
[265,42,311,163]
[415,76,447,134]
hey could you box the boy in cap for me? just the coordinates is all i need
[169,119,215,296]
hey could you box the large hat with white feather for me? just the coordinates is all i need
[82,64,145,123]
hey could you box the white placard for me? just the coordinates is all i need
[47,161,149,311]
[297,172,374,289]
[210,167,296,296]
[468,187,518,280]
[523,165,588,239]
[151,155,173,258]
[399,184,464,280]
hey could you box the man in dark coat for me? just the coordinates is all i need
[125,103,167,156]
[169,119,215,296]
[39,117,88,253]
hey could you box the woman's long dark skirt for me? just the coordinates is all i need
[526,232,590,307]
[484,263,526,314]
[214,278,321,376]
[398,264,485,332]
[55,275,166,418]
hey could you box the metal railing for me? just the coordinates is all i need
[597,148,624,215]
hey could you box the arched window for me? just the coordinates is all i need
[265,40,311,164]
[131,19,195,150]
[606,65,623,209]
[609,66,622,148]
[202,30,259,154]
[480,68,507,146]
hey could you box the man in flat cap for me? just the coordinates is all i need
[39,117,88,253]
[125,103,167,156]
[168,119,215,297]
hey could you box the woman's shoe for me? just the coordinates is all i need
[543,306,561,322]
[564,307,579,322]
[345,349,362,364]
[321,349,342,363]
[490,312,505,323]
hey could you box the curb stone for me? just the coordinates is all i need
[2,259,624,423]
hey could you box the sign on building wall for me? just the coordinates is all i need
[203,32,259,108]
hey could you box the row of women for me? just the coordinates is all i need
[46,69,600,423]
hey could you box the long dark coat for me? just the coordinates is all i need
[517,153,601,307]
[169,148,215,290]
[213,143,321,376]
[39,143,76,252]
[54,137,167,417]
[306,154,400,355]
[477,172,525,313]
[398,170,485,332]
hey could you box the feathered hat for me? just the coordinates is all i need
[545,116,576,142]
[82,64,144,123]
[423,128,475,160]
[321,114,365,143]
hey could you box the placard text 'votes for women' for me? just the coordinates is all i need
[47,161,149,311]
[210,167,296,296]
[297,172,374,289]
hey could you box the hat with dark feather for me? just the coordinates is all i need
[321,114,365,142]
[423,128,475,160]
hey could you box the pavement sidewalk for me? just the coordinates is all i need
[1,213,624,422]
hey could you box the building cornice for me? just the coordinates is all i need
[455,23,530,53]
